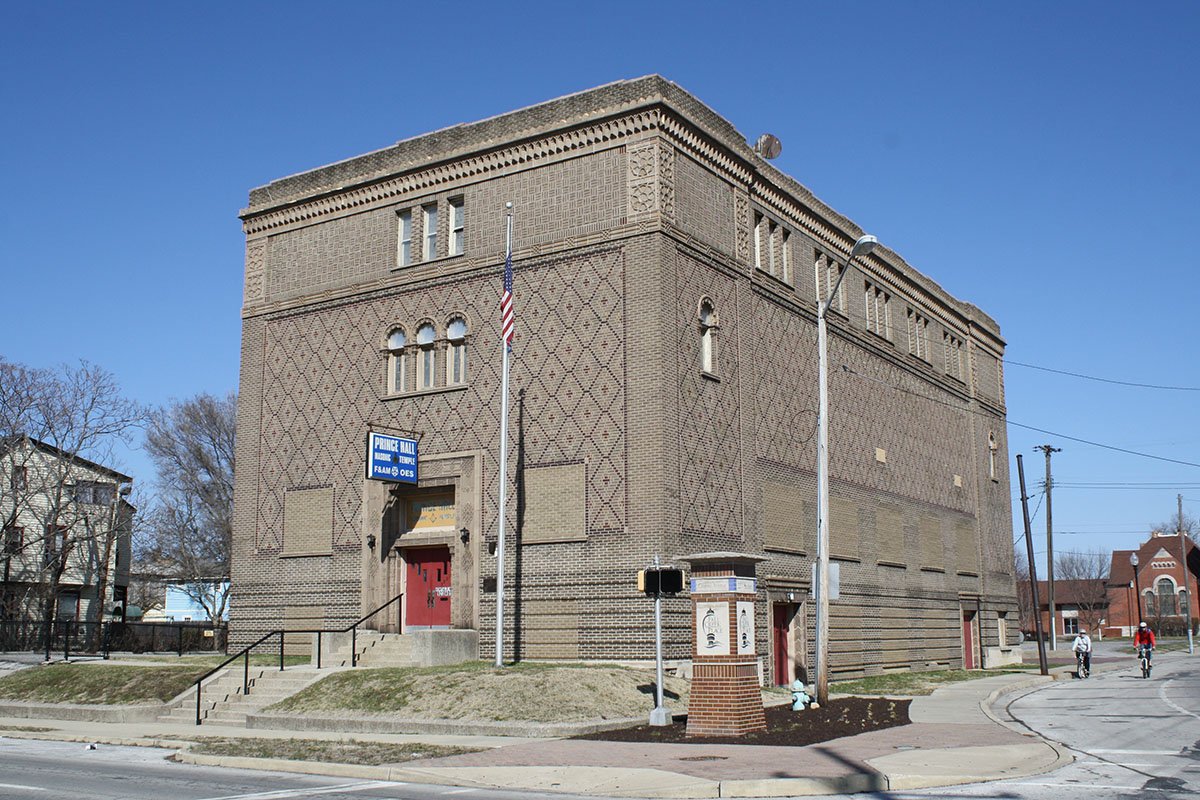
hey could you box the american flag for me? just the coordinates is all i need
[500,248,514,349]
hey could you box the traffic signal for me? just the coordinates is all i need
[638,568,684,595]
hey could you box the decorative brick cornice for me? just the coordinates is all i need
[242,109,664,236]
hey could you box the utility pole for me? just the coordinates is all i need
[1017,455,1049,675]
[1035,445,1061,651]
[1180,493,1194,654]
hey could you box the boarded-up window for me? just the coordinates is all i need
[523,463,586,543]
[975,350,1001,401]
[283,487,333,556]
[919,514,942,569]
[956,520,978,575]
[519,598,580,658]
[877,504,905,565]
[282,605,325,655]
[763,482,808,554]
[829,496,859,560]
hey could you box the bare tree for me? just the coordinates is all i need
[140,392,235,623]
[1014,545,1035,637]
[1055,549,1111,637]
[0,358,143,640]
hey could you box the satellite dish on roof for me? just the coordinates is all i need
[753,133,782,160]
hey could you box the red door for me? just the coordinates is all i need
[405,546,451,628]
[962,612,976,669]
[772,604,792,686]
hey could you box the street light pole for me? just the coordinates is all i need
[814,233,877,706]
[1130,553,1142,627]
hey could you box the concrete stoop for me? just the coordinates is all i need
[328,631,418,669]
[158,665,332,726]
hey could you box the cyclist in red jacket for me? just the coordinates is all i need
[1134,621,1156,666]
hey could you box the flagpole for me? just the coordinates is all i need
[495,203,513,668]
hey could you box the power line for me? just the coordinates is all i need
[1005,421,1200,469]
[1004,359,1200,391]
[838,364,1200,469]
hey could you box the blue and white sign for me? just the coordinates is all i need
[366,432,418,483]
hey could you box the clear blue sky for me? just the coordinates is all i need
[3,2,1198,575]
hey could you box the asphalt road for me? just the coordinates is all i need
[0,738,606,800]
[863,654,1200,800]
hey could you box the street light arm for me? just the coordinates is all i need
[821,235,878,317]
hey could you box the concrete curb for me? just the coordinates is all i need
[175,750,892,798]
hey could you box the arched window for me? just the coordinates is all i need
[699,300,718,374]
[987,432,998,480]
[445,317,468,385]
[416,322,436,390]
[386,328,407,394]
[1156,578,1178,616]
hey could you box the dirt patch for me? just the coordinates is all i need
[188,736,478,765]
[575,697,910,746]
[270,663,690,723]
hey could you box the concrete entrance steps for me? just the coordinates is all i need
[159,665,331,726]
[329,631,417,668]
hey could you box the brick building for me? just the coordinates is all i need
[1105,532,1199,638]
[232,76,1019,682]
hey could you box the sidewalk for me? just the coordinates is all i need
[0,667,1094,798]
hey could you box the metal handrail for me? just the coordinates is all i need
[191,592,403,725]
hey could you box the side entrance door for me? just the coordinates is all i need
[772,604,792,686]
[405,546,451,628]
[962,611,978,669]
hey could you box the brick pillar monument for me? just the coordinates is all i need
[680,552,767,737]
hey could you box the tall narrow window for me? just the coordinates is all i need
[864,281,891,339]
[11,466,26,492]
[446,317,468,385]
[753,213,765,271]
[907,309,929,361]
[387,328,407,394]
[823,256,846,313]
[416,323,436,389]
[988,432,998,481]
[422,204,438,261]
[699,300,718,374]
[448,198,464,256]
[944,333,964,381]
[397,210,413,266]
[766,221,777,277]
[780,229,791,285]
[3,526,22,556]
[1156,579,1178,615]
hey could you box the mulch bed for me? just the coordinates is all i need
[575,697,910,747]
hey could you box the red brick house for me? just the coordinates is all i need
[1104,531,1199,638]
[1018,579,1108,641]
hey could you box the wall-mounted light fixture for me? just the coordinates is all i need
[366,534,377,549]
[460,527,470,544]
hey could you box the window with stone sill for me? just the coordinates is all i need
[448,197,465,256]
[397,211,413,267]
[386,328,408,394]
[422,204,438,262]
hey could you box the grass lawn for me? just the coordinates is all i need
[268,661,690,723]
[187,737,478,765]
[831,667,1033,697]
[0,663,211,704]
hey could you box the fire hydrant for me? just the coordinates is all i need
[791,679,811,711]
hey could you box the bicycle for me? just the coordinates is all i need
[1075,649,1090,679]
[1138,645,1153,678]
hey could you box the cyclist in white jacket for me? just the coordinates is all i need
[1072,628,1093,675]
